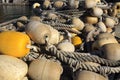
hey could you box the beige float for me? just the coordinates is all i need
[28,59,63,80]
[102,43,120,61]
[26,21,51,44]
[0,55,28,80]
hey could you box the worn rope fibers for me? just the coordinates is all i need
[47,45,120,66]
[61,51,120,66]
[46,45,120,74]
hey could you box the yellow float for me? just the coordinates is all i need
[71,36,82,47]
[0,31,31,57]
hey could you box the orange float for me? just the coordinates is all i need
[71,36,82,47]
[0,31,31,57]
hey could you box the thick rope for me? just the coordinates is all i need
[51,23,74,28]
[17,18,81,34]
[54,12,73,19]
[18,18,72,28]
[46,45,120,74]
[22,51,40,61]
[42,21,81,34]
[56,49,120,66]
[75,56,120,66]
[57,9,80,13]
[42,21,74,28]
[57,10,85,17]
[54,27,81,34]
[55,8,85,18]
[43,17,67,23]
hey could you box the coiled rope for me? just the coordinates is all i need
[46,45,120,74]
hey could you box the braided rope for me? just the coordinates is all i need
[57,9,80,13]
[51,23,74,28]
[43,17,67,23]
[62,11,85,14]
[56,9,85,18]
[57,51,90,57]
[54,12,73,19]
[42,21,74,28]
[42,17,58,20]
[54,27,81,34]
[42,10,55,13]
[42,21,80,34]
[22,51,40,61]
[57,49,120,66]
[46,45,120,74]
[76,56,120,66]
[18,18,81,34]
[55,19,67,23]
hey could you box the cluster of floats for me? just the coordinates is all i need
[0,0,120,80]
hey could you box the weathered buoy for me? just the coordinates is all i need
[92,33,118,50]
[102,43,120,60]
[18,16,28,21]
[104,18,116,28]
[53,1,64,9]
[83,24,96,33]
[0,31,31,57]
[93,37,118,50]
[91,7,103,17]
[47,13,58,20]
[68,0,80,9]
[28,59,63,80]
[72,17,85,31]
[25,21,51,44]
[43,0,51,9]
[75,70,108,80]
[49,27,60,45]
[17,22,24,28]
[97,33,115,40]
[85,0,97,8]
[57,40,75,52]
[97,22,107,32]
[106,27,113,33]
[86,16,98,24]
[0,55,28,80]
